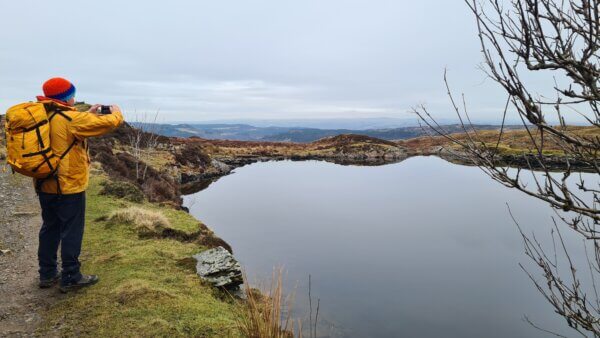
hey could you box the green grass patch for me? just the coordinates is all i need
[39,175,241,337]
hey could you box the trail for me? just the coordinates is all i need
[0,171,63,337]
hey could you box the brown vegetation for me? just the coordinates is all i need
[89,125,182,206]
[174,142,211,168]
[180,133,407,162]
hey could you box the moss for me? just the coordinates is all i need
[38,175,242,337]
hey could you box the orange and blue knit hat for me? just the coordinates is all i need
[42,77,76,103]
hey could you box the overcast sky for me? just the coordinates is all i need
[1,1,539,123]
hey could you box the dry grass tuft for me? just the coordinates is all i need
[237,269,298,338]
[108,207,172,236]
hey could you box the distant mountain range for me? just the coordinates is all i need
[158,117,439,130]
[134,122,523,143]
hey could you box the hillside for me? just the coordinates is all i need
[133,122,523,143]
[398,125,600,155]
[135,123,292,140]
[263,124,523,142]
[398,125,600,171]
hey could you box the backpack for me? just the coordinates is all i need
[4,102,75,180]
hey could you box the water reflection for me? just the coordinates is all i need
[184,156,590,337]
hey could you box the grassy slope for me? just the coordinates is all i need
[39,174,241,337]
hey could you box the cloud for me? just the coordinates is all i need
[0,0,532,122]
[102,79,401,120]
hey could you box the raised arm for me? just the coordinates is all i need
[69,106,124,139]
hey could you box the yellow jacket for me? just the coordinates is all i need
[36,99,124,194]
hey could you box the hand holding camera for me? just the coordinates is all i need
[88,104,121,115]
[98,105,111,114]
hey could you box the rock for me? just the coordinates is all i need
[210,159,231,174]
[193,246,243,288]
[0,249,12,256]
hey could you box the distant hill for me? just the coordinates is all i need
[134,123,291,140]
[160,117,440,130]
[133,122,523,143]
[263,125,525,142]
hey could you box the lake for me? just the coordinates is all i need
[184,156,586,337]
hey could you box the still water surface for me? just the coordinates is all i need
[184,156,586,337]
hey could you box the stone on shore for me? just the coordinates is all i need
[193,246,243,288]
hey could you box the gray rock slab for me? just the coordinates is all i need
[193,246,243,288]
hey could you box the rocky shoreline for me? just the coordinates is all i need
[417,148,597,173]
[179,152,408,195]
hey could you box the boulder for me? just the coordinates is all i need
[193,246,243,288]
[210,159,231,175]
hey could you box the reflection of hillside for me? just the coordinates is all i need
[87,123,409,205]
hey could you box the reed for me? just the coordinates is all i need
[236,268,296,338]
[236,269,322,338]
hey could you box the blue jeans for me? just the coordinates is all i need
[38,192,86,285]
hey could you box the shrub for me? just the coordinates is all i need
[175,143,211,167]
[100,180,145,203]
[92,145,181,205]
[143,178,179,203]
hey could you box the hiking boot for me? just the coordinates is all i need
[59,274,99,293]
[39,273,60,289]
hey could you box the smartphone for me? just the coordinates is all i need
[98,105,112,115]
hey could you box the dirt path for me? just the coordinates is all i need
[0,171,64,337]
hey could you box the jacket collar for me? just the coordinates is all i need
[36,96,73,108]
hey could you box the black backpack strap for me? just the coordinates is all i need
[34,103,78,194]
[60,139,78,160]
[43,102,73,122]
[21,119,49,132]
[48,110,73,122]
[35,139,78,195]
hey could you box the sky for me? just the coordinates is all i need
[0,0,554,124]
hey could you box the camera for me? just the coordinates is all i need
[97,105,112,115]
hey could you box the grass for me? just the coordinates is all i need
[39,174,242,337]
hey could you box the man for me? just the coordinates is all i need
[35,77,123,293]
